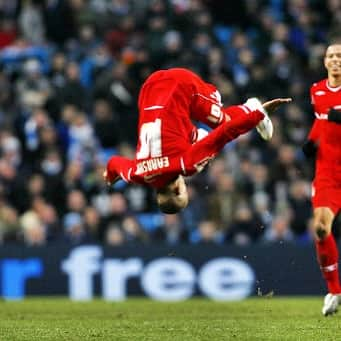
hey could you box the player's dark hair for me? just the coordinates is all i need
[156,177,188,214]
[328,36,341,45]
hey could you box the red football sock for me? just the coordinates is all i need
[315,233,341,294]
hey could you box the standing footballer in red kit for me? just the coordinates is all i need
[104,68,291,213]
[302,43,341,316]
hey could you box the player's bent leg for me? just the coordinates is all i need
[313,207,334,240]
[313,207,341,315]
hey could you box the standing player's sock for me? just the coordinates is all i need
[315,233,341,294]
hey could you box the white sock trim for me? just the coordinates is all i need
[244,97,267,115]
[321,263,338,272]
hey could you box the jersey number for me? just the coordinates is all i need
[207,104,222,124]
[136,119,162,159]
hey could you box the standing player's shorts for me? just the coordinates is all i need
[312,177,341,215]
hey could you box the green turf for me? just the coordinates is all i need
[0,297,340,341]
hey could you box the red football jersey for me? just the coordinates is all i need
[308,79,341,179]
[106,68,264,188]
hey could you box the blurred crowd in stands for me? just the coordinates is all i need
[0,0,339,247]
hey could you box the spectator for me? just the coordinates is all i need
[60,62,87,109]
[0,18,17,49]
[0,204,19,243]
[193,220,224,244]
[227,203,263,245]
[18,0,45,44]
[105,222,125,246]
[66,190,87,214]
[16,59,51,111]
[153,214,187,245]
[83,205,102,240]
[208,172,242,226]
[93,99,120,149]
[20,210,47,246]
[288,179,312,238]
[121,215,149,244]
[63,212,92,245]
[262,212,295,243]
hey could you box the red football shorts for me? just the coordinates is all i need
[312,178,341,215]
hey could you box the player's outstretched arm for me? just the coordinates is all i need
[103,169,121,186]
[104,156,135,185]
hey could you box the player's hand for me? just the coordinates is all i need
[103,170,110,186]
[103,170,120,186]
[328,108,341,124]
[262,98,292,114]
[302,140,318,159]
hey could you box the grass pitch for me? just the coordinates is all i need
[0,297,340,340]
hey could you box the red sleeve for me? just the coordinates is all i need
[178,108,264,175]
[106,156,135,183]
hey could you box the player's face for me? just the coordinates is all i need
[174,175,189,206]
[324,44,341,77]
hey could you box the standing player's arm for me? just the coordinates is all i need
[302,88,321,158]
[302,119,321,159]
[308,118,321,143]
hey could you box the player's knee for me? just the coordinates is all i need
[315,226,328,240]
[313,210,333,241]
[314,219,331,240]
